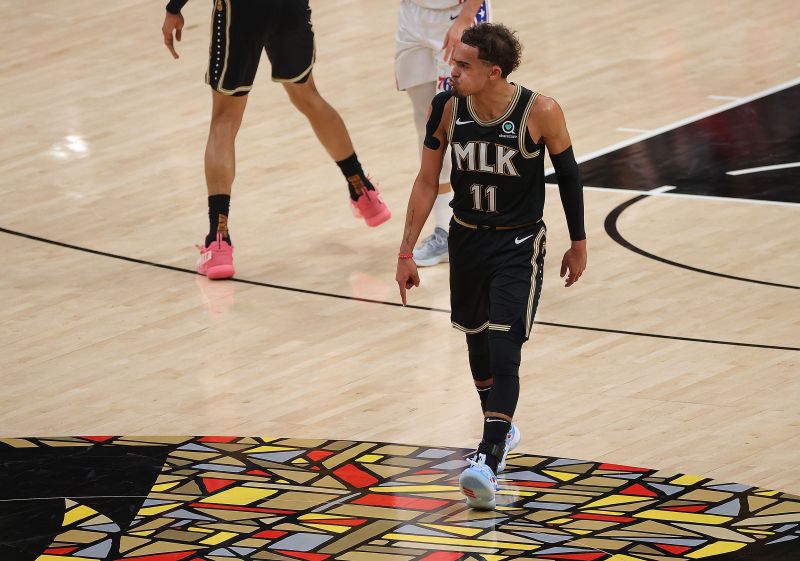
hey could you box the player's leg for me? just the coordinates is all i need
[480,223,546,473]
[198,0,263,279]
[270,0,389,227]
[397,1,452,265]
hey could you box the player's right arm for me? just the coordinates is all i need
[162,0,189,59]
[396,94,452,305]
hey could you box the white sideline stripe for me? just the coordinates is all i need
[726,162,800,176]
[708,95,742,101]
[543,184,800,208]
[616,127,653,133]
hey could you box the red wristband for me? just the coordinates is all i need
[398,252,414,259]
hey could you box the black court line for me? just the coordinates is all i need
[3,226,798,352]
[604,194,800,290]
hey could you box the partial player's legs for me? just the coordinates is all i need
[198,90,248,280]
[282,75,390,227]
[452,223,545,509]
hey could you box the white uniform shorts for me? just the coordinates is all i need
[395,0,491,92]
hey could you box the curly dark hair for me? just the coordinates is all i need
[460,23,522,78]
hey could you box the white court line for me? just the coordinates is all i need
[727,162,800,175]
[616,127,653,134]
[543,184,800,208]
[649,185,677,194]
[708,95,742,101]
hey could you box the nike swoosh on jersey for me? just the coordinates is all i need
[514,234,535,244]
[455,118,475,125]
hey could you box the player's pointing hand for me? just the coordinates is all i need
[396,257,420,306]
[162,11,185,59]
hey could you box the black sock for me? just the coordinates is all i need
[206,195,231,247]
[477,417,510,474]
[336,152,374,200]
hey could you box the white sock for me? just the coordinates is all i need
[433,190,454,232]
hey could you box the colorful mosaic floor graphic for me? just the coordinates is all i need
[1,437,799,561]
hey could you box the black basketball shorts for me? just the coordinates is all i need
[206,0,316,96]
[449,219,546,342]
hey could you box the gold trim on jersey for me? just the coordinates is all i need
[452,215,542,231]
[272,41,316,83]
[525,227,547,336]
[452,320,490,334]
[466,83,521,127]
[518,91,542,158]
[217,0,232,93]
[447,96,458,143]
[488,323,511,332]
[204,0,215,85]
[216,84,254,95]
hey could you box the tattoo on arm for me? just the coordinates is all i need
[403,209,415,248]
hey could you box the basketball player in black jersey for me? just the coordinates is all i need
[161,0,390,280]
[395,23,587,510]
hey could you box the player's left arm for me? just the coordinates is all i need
[443,0,485,62]
[534,96,587,287]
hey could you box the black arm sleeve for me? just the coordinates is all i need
[550,145,586,241]
[423,91,453,150]
[166,0,189,15]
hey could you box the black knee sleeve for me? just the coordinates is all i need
[466,332,491,381]
[485,331,521,418]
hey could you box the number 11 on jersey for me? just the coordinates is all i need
[470,183,497,213]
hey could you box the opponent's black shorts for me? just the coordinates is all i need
[207,0,315,96]
[449,218,547,342]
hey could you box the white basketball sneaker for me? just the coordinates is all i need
[459,453,498,510]
[497,422,520,474]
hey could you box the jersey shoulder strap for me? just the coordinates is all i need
[517,87,543,158]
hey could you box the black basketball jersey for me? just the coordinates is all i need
[446,84,545,227]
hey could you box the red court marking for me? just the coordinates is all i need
[81,436,114,442]
[419,553,464,561]
[353,493,449,510]
[246,469,271,477]
[656,544,692,555]
[198,436,238,443]
[254,530,288,539]
[333,464,379,488]
[307,450,334,462]
[416,469,443,475]
[620,483,658,497]
[505,480,556,488]
[202,478,236,493]
[45,547,79,554]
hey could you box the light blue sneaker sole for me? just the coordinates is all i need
[459,467,496,510]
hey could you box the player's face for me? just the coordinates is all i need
[450,43,496,96]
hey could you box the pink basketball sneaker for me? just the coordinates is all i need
[349,177,391,227]
[197,233,234,280]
